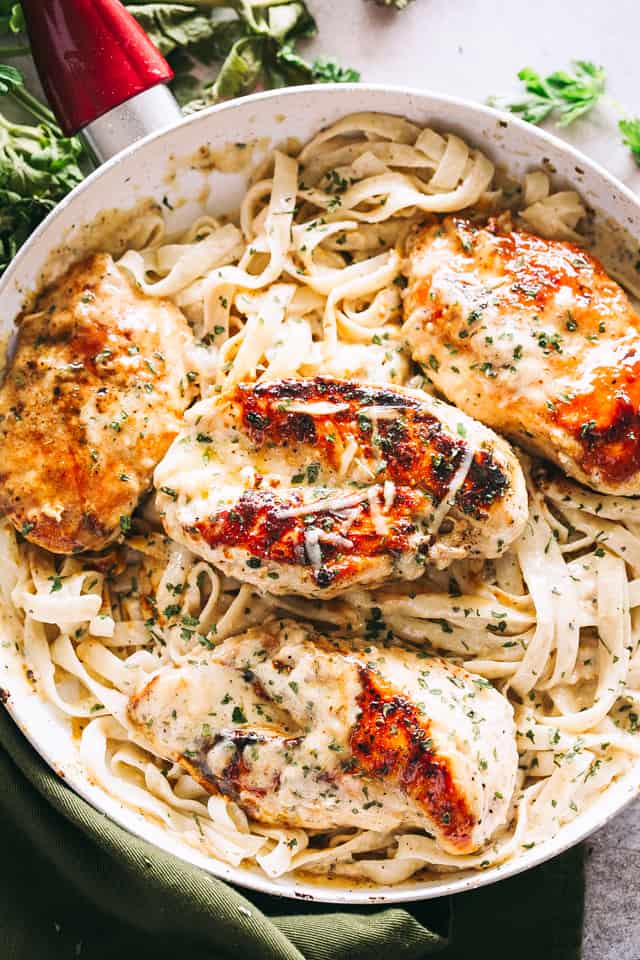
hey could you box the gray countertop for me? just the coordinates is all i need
[18,1,640,955]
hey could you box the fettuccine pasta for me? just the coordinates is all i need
[3,112,638,887]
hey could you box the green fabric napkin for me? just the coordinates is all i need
[0,706,583,960]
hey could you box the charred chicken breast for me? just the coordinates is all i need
[0,254,194,553]
[128,619,518,854]
[155,377,527,597]
[403,215,640,495]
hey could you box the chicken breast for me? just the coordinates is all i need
[128,619,518,854]
[403,215,640,495]
[155,377,527,598]
[0,254,195,553]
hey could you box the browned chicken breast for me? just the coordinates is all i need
[403,215,640,495]
[155,377,527,598]
[128,620,518,854]
[0,254,194,553]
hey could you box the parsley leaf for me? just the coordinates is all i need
[231,705,247,724]
[492,61,606,127]
[312,58,360,84]
[619,118,640,167]
[125,3,217,56]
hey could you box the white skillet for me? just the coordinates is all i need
[2,1,640,907]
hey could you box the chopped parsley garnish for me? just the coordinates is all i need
[532,330,563,353]
[579,419,597,440]
[246,411,270,430]
[306,462,320,483]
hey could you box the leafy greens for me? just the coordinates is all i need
[0,0,360,272]
[123,2,359,109]
[0,66,84,273]
[0,1,360,108]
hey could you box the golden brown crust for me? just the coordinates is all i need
[349,666,476,848]
[154,663,476,848]
[0,254,194,553]
[404,216,640,493]
[189,377,515,591]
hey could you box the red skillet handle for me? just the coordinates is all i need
[22,0,174,136]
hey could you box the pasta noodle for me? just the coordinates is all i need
[3,112,639,888]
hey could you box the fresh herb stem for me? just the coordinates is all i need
[7,83,58,128]
[490,61,606,127]
[0,65,85,273]
[0,44,28,56]
[492,60,640,167]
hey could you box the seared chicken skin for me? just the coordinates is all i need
[155,377,527,598]
[0,254,194,553]
[403,215,640,495]
[128,620,518,854]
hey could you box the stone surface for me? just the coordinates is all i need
[20,1,640,956]
[583,799,640,960]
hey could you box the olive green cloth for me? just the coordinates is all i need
[0,707,583,960]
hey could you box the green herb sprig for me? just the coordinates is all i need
[311,57,360,84]
[492,60,640,168]
[619,118,640,167]
[490,61,606,127]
